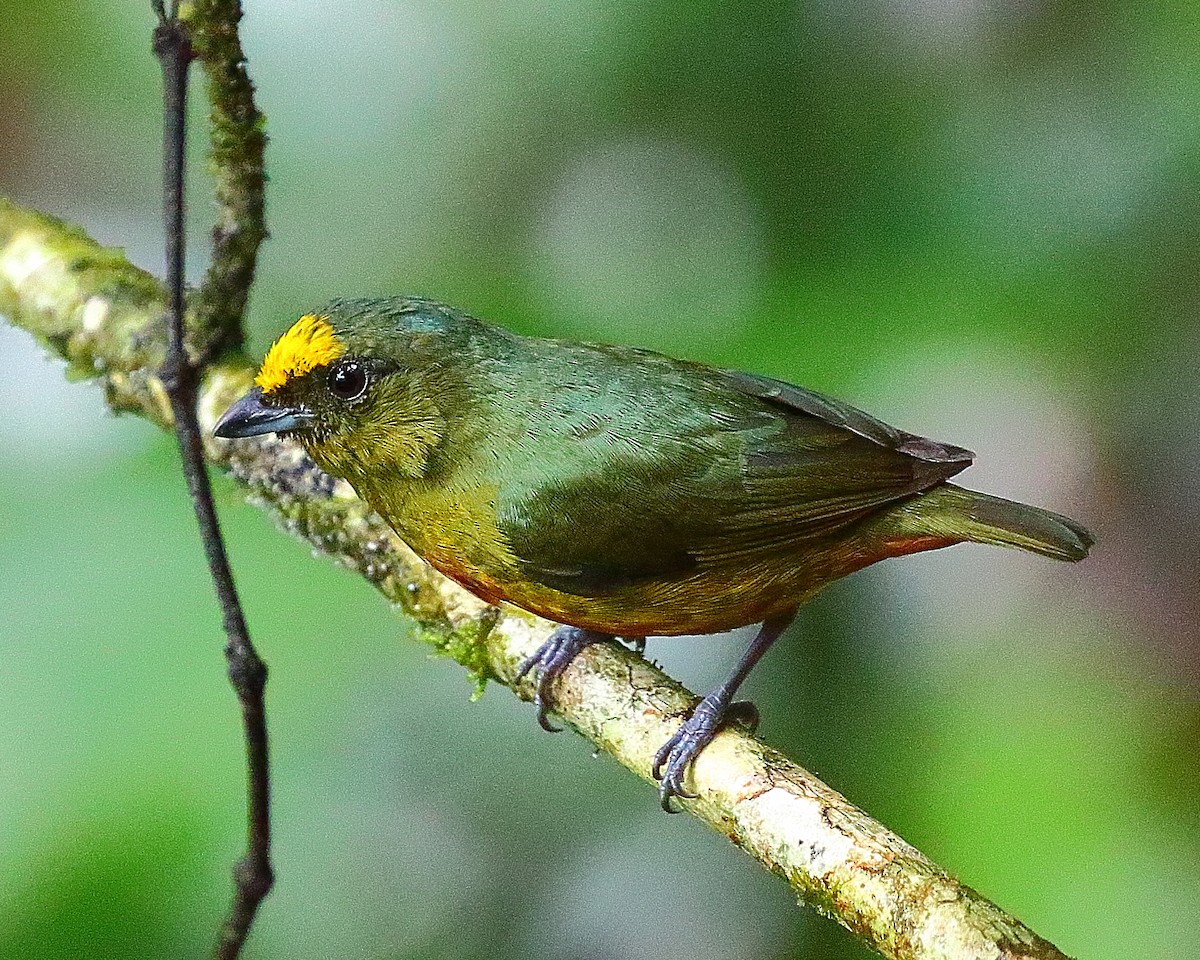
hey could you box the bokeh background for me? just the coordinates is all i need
[2,1,1198,958]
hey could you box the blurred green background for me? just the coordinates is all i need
[2,1,1198,958]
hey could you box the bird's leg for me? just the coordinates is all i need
[514,625,611,732]
[652,612,796,812]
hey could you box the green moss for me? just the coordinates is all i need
[422,608,500,699]
[183,0,266,349]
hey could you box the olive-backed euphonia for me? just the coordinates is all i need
[214,298,1093,809]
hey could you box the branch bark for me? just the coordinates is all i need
[0,197,1073,960]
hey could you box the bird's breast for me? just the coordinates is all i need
[367,478,524,603]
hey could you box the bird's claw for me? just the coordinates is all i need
[514,626,606,733]
[514,651,563,732]
[652,695,735,812]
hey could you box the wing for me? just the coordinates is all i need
[720,370,974,465]
[698,371,973,561]
[496,364,973,597]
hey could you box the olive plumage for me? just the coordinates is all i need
[215,297,1093,808]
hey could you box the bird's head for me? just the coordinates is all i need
[214,298,480,482]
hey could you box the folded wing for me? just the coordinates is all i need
[498,367,973,596]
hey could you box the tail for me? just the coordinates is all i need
[882,484,1094,562]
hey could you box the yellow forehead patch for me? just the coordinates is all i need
[255,314,346,394]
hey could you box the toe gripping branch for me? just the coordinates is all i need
[515,613,795,813]
[514,625,611,732]
[652,613,794,811]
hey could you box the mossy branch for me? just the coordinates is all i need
[0,197,1074,960]
[181,0,267,357]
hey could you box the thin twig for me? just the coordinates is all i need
[151,9,273,960]
[0,198,1075,960]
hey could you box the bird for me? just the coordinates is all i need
[214,297,1094,810]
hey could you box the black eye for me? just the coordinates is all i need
[327,360,368,401]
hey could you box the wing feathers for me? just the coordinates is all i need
[723,370,974,465]
[498,362,974,596]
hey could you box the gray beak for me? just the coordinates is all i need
[213,386,313,438]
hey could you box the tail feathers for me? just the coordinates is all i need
[898,484,1094,562]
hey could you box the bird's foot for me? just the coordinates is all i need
[652,692,751,812]
[651,612,792,812]
[514,625,609,732]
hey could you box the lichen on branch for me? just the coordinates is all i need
[0,199,174,425]
[181,0,268,355]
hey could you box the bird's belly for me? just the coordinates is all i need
[418,539,817,637]
[379,488,835,636]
